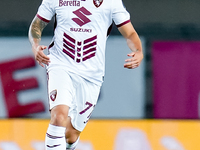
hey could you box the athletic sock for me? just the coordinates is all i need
[45,124,66,150]
[66,137,80,150]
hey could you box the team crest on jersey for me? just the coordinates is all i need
[93,0,103,8]
[50,90,57,101]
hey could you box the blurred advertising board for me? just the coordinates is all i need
[153,41,200,119]
[0,36,145,118]
[0,119,200,150]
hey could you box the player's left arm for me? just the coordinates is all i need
[28,15,50,67]
[118,22,143,69]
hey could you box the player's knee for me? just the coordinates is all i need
[53,113,67,126]
[50,110,68,126]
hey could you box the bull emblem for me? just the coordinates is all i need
[93,0,103,8]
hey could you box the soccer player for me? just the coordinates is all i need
[28,0,143,149]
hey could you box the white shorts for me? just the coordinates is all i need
[47,68,101,132]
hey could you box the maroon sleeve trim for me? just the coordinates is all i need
[116,20,131,28]
[36,14,50,23]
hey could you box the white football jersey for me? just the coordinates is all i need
[37,0,130,85]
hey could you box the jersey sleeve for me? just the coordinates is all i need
[112,0,130,27]
[37,0,55,23]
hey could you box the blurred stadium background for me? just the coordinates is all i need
[0,0,200,149]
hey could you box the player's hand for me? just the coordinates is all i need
[33,45,50,67]
[124,51,143,69]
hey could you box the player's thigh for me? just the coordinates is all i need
[69,78,100,132]
[48,68,74,110]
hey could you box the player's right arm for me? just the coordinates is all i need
[28,15,50,67]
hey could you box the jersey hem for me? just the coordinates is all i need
[46,64,103,86]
